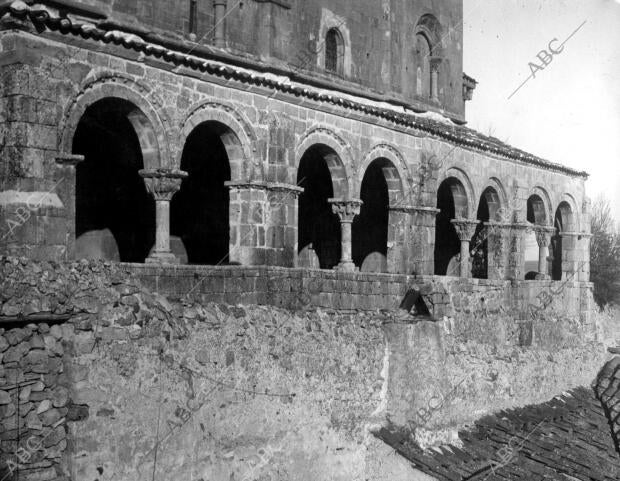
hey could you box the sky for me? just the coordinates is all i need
[463,0,620,222]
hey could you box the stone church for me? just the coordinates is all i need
[0,1,617,481]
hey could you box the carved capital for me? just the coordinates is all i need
[139,169,188,202]
[429,56,443,72]
[328,198,363,223]
[533,226,556,247]
[451,219,479,241]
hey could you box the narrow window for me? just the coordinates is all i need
[189,0,198,36]
[415,33,432,98]
[325,28,344,74]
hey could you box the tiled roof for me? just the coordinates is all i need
[376,385,620,480]
[594,357,620,454]
[1,1,588,179]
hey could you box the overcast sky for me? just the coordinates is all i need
[463,0,620,222]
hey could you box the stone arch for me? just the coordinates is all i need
[556,194,579,232]
[472,183,506,279]
[435,173,474,276]
[325,27,345,74]
[59,73,170,169]
[551,199,578,280]
[438,167,474,218]
[415,13,443,55]
[358,144,410,205]
[317,12,352,77]
[71,97,157,263]
[296,127,353,199]
[180,101,260,182]
[527,186,553,226]
[480,178,509,221]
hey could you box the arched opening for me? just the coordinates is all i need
[472,187,502,279]
[171,121,232,265]
[414,14,442,101]
[325,28,344,74]
[434,177,467,275]
[72,98,155,262]
[353,159,390,271]
[551,201,574,280]
[297,145,342,269]
[525,195,547,278]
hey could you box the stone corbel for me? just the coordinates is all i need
[55,154,85,167]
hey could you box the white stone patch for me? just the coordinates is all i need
[414,426,462,450]
[0,191,63,209]
[370,339,390,419]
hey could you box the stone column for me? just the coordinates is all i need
[451,219,479,278]
[328,198,363,272]
[388,205,440,275]
[387,206,409,274]
[483,221,512,280]
[226,181,303,267]
[560,231,582,280]
[577,233,592,282]
[213,0,227,47]
[55,154,85,261]
[430,57,442,102]
[265,183,304,267]
[507,223,530,280]
[533,226,556,279]
[410,206,440,275]
[140,169,188,265]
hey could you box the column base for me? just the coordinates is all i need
[336,261,357,272]
[145,252,181,265]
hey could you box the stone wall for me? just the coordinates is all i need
[0,257,612,480]
[128,263,594,323]
[28,0,464,119]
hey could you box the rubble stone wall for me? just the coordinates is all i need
[0,258,612,480]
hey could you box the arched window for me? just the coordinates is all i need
[415,33,432,98]
[325,28,344,74]
[414,14,443,102]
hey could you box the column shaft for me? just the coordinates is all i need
[538,244,548,274]
[460,240,470,278]
[154,200,171,254]
[340,221,353,267]
[214,0,227,47]
[431,70,439,101]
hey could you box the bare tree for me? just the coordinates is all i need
[590,196,620,309]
